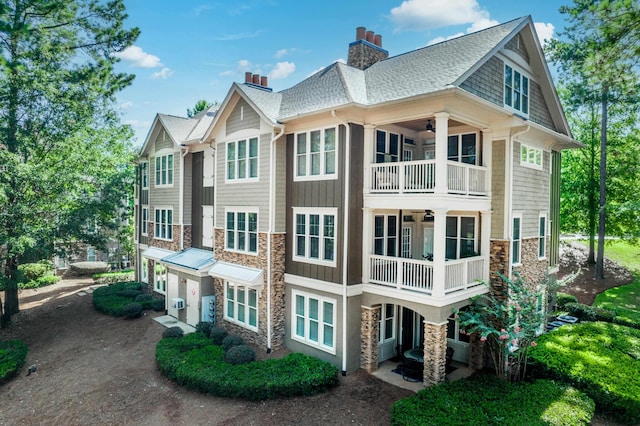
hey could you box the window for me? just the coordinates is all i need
[374,215,397,257]
[521,144,543,169]
[378,304,396,343]
[155,208,173,241]
[295,128,337,179]
[538,213,547,259]
[401,227,412,258]
[141,257,148,283]
[87,246,96,262]
[294,208,337,265]
[445,216,477,260]
[141,162,148,189]
[226,209,258,254]
[448,133,478,165]
[447,312,470,344]
[225,281,258,330]
[504,64,529,115]
[293,291,336,353]
[154,154,174,186]
[227,137,259,181]
[154,263,166,294]
[141,207,148,236]
[512,214,522,265]
[376,130,399,163]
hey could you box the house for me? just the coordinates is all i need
[133,16,579,386]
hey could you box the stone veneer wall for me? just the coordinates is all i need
[513,238,549,289]
[347,42,388,70]
[423,322,447,386]
[148,223,182,252]
[489,240,510,300]
[213,229,286,351]
[360,306,380,373]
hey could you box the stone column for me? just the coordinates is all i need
[423,321,448,386]
[360,305,380,373]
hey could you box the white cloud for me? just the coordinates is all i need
[237,59,251,72]
[534,22,555,46]
[151,67,174,80]
[112,45,162,68]
[118,101,133,111]
[390,0,495,32]
[275,49,289,58]
[219,70,235,77]
[269,61,295,80]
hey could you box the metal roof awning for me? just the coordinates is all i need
[141,247,176,262]
[161,248,215,273]
[209,261,264,287]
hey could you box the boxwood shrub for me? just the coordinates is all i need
[93,281,146,317]
[225,344,256,365]
[123,302,143,319]
[209,327,228,345]
[93,271,135,285]
[391,374,594,426]
[0,340,28,384]
[529,321,640,424]
[565,302,615,322]
[555,292,578,309]
[222,334,244,351]
[156,332,338,400]
[162,326,184,339]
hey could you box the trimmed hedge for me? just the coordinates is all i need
[565,302,615,322]
[209,327,228,345]
[93,271,135,285]
[556,292,578,309]
[162,326,184,338]
[222,334,244,351]
[123,302,143,319]
[0,340,28,384]
[93,281,163,317]
[225,344,256,365]
[156,332,339,400]
[391,374,594,426]
[529,321,640,424]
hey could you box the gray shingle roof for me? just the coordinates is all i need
[157,114,198,144]
[235,84,283,124]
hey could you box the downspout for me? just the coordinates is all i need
[267,125,285,353]
[332,110,350,376]
[180,146,189,250]
[508,125,530,276]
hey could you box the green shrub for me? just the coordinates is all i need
[123,302,143,319]
[117,289,142,298]
[19,275,60,289]
[529,321,640,424]
[155,333,338,400]
[222,334,244,351]
[391,374,594,426]
[18,262,52,281]
[93,271,135,285]
[134,294,152,302]
[0,340,29,384]
[162,326,184,338]
[93,281,144,317]
[195,322,214,336]
[151,298,165,311]
[209,327,228,345]
[556,292,578,309]
[565,302,615,322]
[225,344,256,365]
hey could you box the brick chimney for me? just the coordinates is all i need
[347,26,389,70]
[243,72,272,91]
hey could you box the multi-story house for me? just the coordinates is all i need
[134,16,579,386]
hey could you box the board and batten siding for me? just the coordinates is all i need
[226,98,260,136]
[512,141,550,238]
[191,152,203,248]
[183,154,193,224]
[490,139,506,239]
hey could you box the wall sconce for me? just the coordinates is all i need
[425,119,435,133]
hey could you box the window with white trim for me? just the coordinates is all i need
[141,162,149,189]
[293,290,336,353]
[154,263,166,294]
[445,216,477,259]
[374,214,397,257]
[512,214,522,265]
[376,130,399,163]
[225,281,258,330]
[448,133,478,165]
[504,64,529,115]
[227,137,259,181]
[154,154,173,186]
[226,209,258,254]
[141,257,148,283]
[295,128,337,179]
[447,312,470,344]
[141,207,148,236]
[521,144,543,169]
[538,213,547,259]
[294,208,337,265]
[154,208,173,241]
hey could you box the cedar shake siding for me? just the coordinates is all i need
[491,140,506,239]
[512,141,550,237]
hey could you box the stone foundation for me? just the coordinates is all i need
[360,306,380,373]
[423,322,447,386]
[148,222,182,252]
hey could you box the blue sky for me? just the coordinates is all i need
[114,0,570,146]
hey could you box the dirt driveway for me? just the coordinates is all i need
[0,279,411,426]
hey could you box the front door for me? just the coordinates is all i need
[378,304,397,362]
[186,279,200,326]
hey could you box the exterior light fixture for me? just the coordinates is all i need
[425,119,435,133]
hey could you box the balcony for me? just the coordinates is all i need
[368,254,486,296]
[369,160,487,196]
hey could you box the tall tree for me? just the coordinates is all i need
[0,0,139,325]
[551,0,640,278]
[186,99,213,118]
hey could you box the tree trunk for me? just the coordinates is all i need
[2,255,20,327]
[587,102,597,264]
[596,87,608,279]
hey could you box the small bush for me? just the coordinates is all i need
[93,281,144,317]
[19,275,60,289]
[195,322,214,336]
[18,262,52,281]
[93,271,135,285]
[134,294,152,302]
[162,327,184,338]
[123,302,143,319]
[151,298,165,311]
[117,289,142,298]
[556,292,578,309]
[225,344,256,365]
[0,340,29,384]
[209,327,228,345]
[222,334,245,351]
[565,302,615,322]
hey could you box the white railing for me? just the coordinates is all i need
[369,160,486,195]
[369,255,486,296]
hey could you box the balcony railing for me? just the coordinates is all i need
[368,254,486,296]
[369,160,487,195]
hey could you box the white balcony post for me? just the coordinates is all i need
[481,210,491,283]
[432,208,447,298]
[363,124,375,195]
[482,129,492,197]
[434,112,450,194]
[362,208,373,283]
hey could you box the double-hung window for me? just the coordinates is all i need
[154,263,166,294]
[521,144,543,169]
[227,137,259,181]
[154,208,173,241]
[538,213,547,259]
[376,130,399,163]
[445,216,477,259]
[294,208,337,266]
[504,64,529,115]
[226,209,258,254]
[374,215,397,257]
[448,133,478,165]
[225,282,258,330]
[154,154,173,186]
[141,207,148,236]
[295,128,337,179]
[140,162,149,189]
[293,290,336,353]
[512,214,522,265]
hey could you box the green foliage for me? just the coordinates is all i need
[222,334,245,351]
[122,302,142,319]
[186,99,213,118]
[162,327,184,339]
[92,281,146,317]
[529,321,640,424]
[595,280,640,329]
[18,262,53,281]
[151,298,165,312]
[155,333,338,400]
[134,294,152,303]
[224,344,256,365]
[565,302,615,322]
[93,271,135,285]
[209,327,228,345]
[0,340,28,384]
[556,292,578,309]
[195,322,214,336]
[391,374,594,426]
[117,289,142,298]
